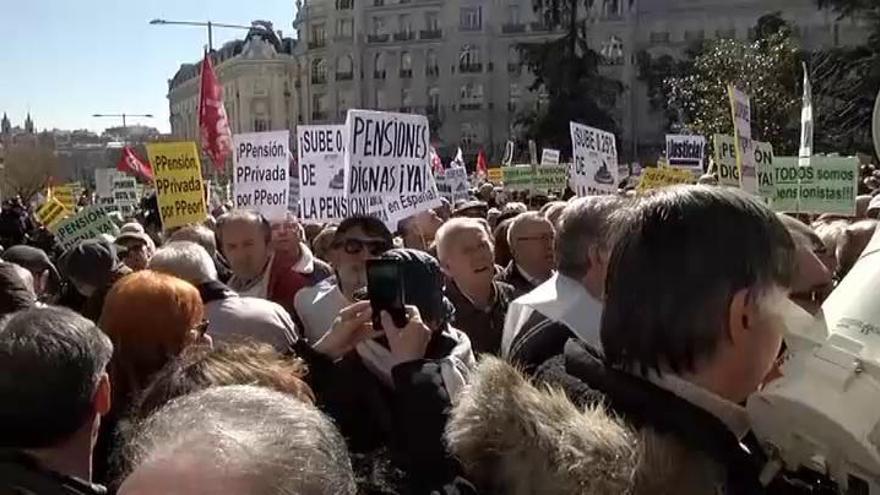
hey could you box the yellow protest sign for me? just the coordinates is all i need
[637,166,695,191]
[51,182,83,211]
[145,142,207,230]
[35,198,70,230]
[487,168,503,184]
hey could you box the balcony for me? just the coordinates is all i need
[336,0,353,9]
[530,22,551,32]
[419,29,442,40]
[460,24,482,33]
[308,39,326,49]
[393,31,415,42]
[508,63,522,74]
[367,33,390,43]
[336,71,354,81]
[459,102,483,111]
[459,63,483,73]
[426,66,439,77]
[311,74,327,84]
[399,69,413,78]
[374,70,386,79]
[312,111,328,121]
[502,23,526,34]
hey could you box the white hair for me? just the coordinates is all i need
[148,241,218,285]
[121,385,356,495]
[507,211,550,250]
[435,217,491,261]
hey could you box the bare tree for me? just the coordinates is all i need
[1,142,60,202]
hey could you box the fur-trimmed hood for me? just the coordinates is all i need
[445,357,731,495]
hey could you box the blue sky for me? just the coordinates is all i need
[0,0,295,134]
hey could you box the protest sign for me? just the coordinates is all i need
[297,125,351,222]
[35,198,70,230]
[569,122,618,196]
[714,135,775,199]
[444,167,470,203]
[487,168,503,184]
[533,165,569,193]
[52,206,119,252]
[146,141,207,230]
[541,148,561,166]
[728,85,758,193]
[112,176,139,217]
[288,154,300,217]
[666,134,706,172]
[637,166,695,191]
[502,140,515,167]
[94,169,121,199]
[344,110,441,226]
[799,63,813,168]
[771,156,858,215]
[53,182,82,211]
[231,131,290,221]
[502,166,534,191]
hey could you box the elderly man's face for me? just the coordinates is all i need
[330,226,390,291]
[119,240,151,271]
[404,210,444,251]
[444,228,495,288]
[221,220,270,280]
[511,219,556,280]
[270,215,302,255]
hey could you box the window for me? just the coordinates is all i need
[426,49,439,76]
[602,0,623,18]
[508,45,520,64]
[536,86,550,111]
[600,35,624,65]
[312,94,328,120]
[399,14,413,34]
[337,55,354,79]
[460,82,484,110]
[460,7,482,31]
[425,12,439,31]
[684,29,705,42]
[402,88,413,112]
[336,0,353,9]
[374,52,386,78]
[649,31,670,44]
[509,82,522,111]
[337,18,354,38]
[310,24,326,47]
[428,86,440,112]
[461,123,480,147]
[400,51,413,77]
[507,4,521,25]
[459,45,481,72]
[376,89,388,109]
[311,58,327,83]
[254,118,269,132]
[337,90,353,117]
[372,16,386,36]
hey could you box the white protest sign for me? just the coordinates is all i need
[666,135,706,172]
[569,122,618,196]
[297,125,349,222]
[52,206,120,252]
[112,176,138,217]
[728,85,758,194]
[713,134,775,200]
[95,168,122,199]
[799,63,813,168]
[232,131,290,221]
[541,148,561,166]
[445,166,470,202]
[345,110,441,226]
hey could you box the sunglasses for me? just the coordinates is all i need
[333,238,389,256]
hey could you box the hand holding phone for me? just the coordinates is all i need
[366,259,408,330]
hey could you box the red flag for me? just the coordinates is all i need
[117,146,154,181]
[198,51,233,171]
[430,146,443,174]
[477,148,489,178]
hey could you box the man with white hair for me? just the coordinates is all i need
[118,385,356,495]
[436,218,515,355]
[496,212,556,296]
[502,196,620,373]
[149,241,298,353]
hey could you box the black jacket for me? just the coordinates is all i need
[507,310,576,376]
[0,451,106,495]
[535,339,766,495]
[445,280,514,356]
[494,262,535,297]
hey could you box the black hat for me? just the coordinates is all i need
[59,238,121,289]
[380,248,454,326]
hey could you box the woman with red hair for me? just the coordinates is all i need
[95,270,209,483]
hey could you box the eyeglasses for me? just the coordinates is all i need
[333,238,389,256]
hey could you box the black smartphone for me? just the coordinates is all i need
[366,259,408,330]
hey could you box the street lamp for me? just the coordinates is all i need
[149,18,255,51]
[92,113,153,129]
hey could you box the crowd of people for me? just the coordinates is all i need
[0,177,877,494]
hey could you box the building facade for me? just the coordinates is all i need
[167,22,300,143]
[291,0,868,161]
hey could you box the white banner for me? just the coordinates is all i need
[95,168,122,199]
[541,148,561,166]
[666,134,706,172]
[569,122,618,196]
[112,176,138,217]
[232,131,291,221]
[344,110,441,227]
[297,125,349,222]
[799,63,813,168]
[728,85,758,194]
